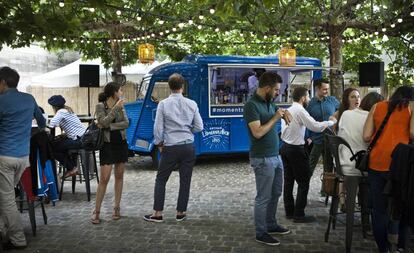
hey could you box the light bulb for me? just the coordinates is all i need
[188,19,193,25]
[411,12,414,17]
[178,23,184,28]
[199,15,204,20]
[382,28,386,32]
[89,8,95,12]
[158,20,164,25]
[390,23,396,28]
[397,18,403,23]
[209,8,215,14]
[136,16,142,21]
[382,35,389,42]
[59,1,64,7]
[197,25,202,30]
[116,10,121,15]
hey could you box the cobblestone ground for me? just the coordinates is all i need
[10,155,414,253]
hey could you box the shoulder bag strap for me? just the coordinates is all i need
[367,107,394,152]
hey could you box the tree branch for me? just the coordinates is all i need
[332,0,365,19]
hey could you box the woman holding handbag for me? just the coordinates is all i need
[91,82,129,224]
[363,86,414,253]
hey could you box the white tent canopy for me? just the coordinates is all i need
[31,58,167,88]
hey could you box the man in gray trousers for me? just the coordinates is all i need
[0,66,46,250]
[144,73,203,222]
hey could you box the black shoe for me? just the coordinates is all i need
[255,233,280,246]
[176,214,186,221]
[2,241,27,250]
[293,215,316,223]
[268,225,291,235]
[143,214,163,223]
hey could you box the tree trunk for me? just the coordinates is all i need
[110,40,124,84]
[328,27,344,99]
[110,27,123,84]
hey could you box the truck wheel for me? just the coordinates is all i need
[151,148,159,169]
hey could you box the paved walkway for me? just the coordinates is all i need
[10,155,414,252]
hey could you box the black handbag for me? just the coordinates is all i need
[81,121,104,151]
[352,108,394,174]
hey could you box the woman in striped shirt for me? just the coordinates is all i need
[48,95,86,178]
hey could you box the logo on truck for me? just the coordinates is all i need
[201,119,230,149]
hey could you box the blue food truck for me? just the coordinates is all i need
[124,54,326,167]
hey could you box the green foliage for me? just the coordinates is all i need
[0,0,413,92]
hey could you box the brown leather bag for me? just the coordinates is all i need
[321,172,339,196]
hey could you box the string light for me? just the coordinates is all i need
[165,30,170,33]
[16,31,21,35]
[172,27,177,32]
[215,27,219,32]
[382,28,387,32]
[209,8,215,14]
[397,18,403,23]
[391,23,396,28]
[188,19,193,25]
[178,23,184,28]
[411,12,414,16]
[199,15,204,20]
[136,16,142,21]
[59,1,64,7]
[197,25,202,30]
[89,8,95,12]
[382,35,389,42]
[158,20,164,25]
[116,10,121,16]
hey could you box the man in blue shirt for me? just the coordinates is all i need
[0,66,45,250]
[306,79,339,179]
[144,73,203,223]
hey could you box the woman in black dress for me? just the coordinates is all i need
[91,82,129,224]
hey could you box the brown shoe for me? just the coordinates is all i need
[91,210,100,224]
[112,207,121,220]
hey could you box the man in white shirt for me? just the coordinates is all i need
[280,87,336,223]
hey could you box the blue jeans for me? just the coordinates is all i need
[250,155,284,237]
[368,170,408,253]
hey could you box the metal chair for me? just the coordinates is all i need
[324,134,370,253]
[16,183,47,236]
[59,149,99,201]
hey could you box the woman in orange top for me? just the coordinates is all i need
[363,86,414,253]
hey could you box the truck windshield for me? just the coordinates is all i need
[137,75,152,99]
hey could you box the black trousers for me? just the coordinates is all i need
[153,143,195,212]
[52,137,82,171]
[280,143,311,217]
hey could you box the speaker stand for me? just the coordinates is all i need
[87,87,91,116]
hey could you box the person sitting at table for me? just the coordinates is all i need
[48,95,86,178]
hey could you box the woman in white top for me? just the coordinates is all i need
[338,92,384,176]
[337,92,384,244]
[48,95,86,178]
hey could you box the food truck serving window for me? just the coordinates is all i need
[209,66,269,118]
